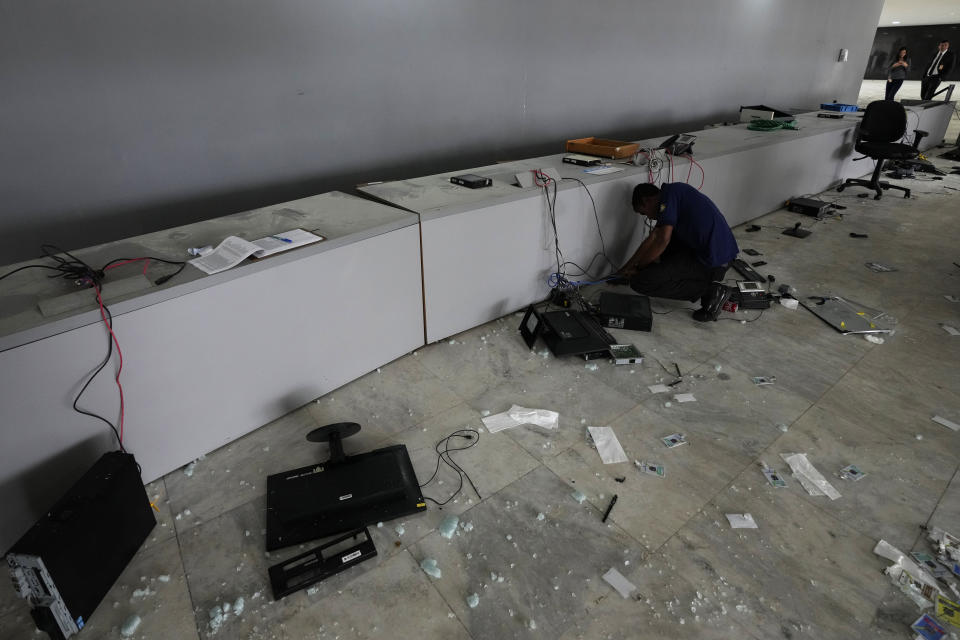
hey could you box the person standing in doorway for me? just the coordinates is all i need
[886,47,910,101]
[921,40,955,100]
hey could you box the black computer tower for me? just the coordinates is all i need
[596,292,653,331]
[5,451,155,639]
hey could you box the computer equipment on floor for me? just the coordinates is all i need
[519,305,615,357]
[595,292,652,331]
[6,452,155,640]
[786,198,832,217]
[265,423,426,551]
[732,258,765,283]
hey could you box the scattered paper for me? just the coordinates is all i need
[725,513,758,529]
[933,416,960,432]
[648,384,670,394]
[780,453,841,500]
[188,230,324,275]
[584,165,625,175]
[602,567,637,599]
[944,295,960,303]
[779,297,799,310]
[912,612,948,639]
[761,466,787,488]
[586,426,628,464]
[481,405,559,432]
[942,324,960,336]
[673,393,696,403]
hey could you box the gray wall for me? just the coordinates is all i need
[0,0,883,265]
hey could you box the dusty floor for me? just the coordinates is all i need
[2,151,960,639]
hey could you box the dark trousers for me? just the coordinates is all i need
[921,75,941,100]
[628,242,729,306]
[885,79,903,101]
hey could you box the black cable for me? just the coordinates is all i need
[98,256,188,285]
[651,305,698,315]
[419,429,480,506]
[71,285,125,452]
[562,177,615,271]
[0,263,67,283]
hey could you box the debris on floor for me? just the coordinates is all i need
[648,384,670,394]
[759,463,787,488]
[120,615,142,637]
[481,404,559,432]
[466,593,480,608]
[586,426,628,464]
[751,376,775,386]
[725,513,758,529]
[602,567,637,599]
[941,324,960,336]
[865,262,898,273]
[864,334,885,344]
[661,433,689,448]
[673,393,696,403]
[571,489,587,504]
[780,453,841,500]
[838,464,866,482]
[874,539,942,609]
[420,558,442,579]
[439,515,459,539]
[911,612,948,639]
[635,460,665,478]
[932,416,960,432]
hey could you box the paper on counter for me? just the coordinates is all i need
[584,166,625,175]
[587,426,628,464]
[673,393,696,403]
[189,236,261,275]
[725,513,758,529]
[648,384,670,394]
[602,568,637,599]
[780,453,841,500]
[932,416,960,432]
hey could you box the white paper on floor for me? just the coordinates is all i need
[673,393,696,403]
[587,426,628,464]
[932,415,960,432]
[941,324,960,336]
[481,404,559,432]
[602,567,637,598]
[725,513,758,529]
[873,539,942,608]
[648,384,670,394]
[780,453,841,500]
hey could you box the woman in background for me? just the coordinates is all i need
[886,47,910,101]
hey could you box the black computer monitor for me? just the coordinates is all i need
[265,423,426,551]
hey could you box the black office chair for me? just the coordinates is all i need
[836,100,922,200]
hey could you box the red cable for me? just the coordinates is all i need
[95,286,125,443]
[686,156,694,184]
[104,258,151,274]
[690,157,705,190]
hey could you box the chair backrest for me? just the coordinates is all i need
[860,100,907,143]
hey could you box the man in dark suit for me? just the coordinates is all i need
[921,40,955,100]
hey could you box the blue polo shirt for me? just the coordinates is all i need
[656,183,738,267]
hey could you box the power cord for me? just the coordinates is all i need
[419,429,481,506]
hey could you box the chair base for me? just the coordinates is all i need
[837,159,911,200]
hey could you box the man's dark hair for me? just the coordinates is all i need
[632,183,660,210]
[940,39,950,44]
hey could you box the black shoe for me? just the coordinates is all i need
[693,284,730,322]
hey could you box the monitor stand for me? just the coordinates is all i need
[306,422,361,464]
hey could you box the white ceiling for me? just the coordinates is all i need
[879,0,959,27]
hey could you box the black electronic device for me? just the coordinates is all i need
[562,154,602,167]
[450,174,492,189]
[817,113,844,119]
[658,133,696,156]
[732,258,765,283]
[782,222,812,238]
[265,423,426,551]
[729,289,772,309]
[742,248,762,256]
[519,305,615,357]
[268,527,377,600]
[595,292,652,332]
[786,197,832,217]
[6,452,155,640]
